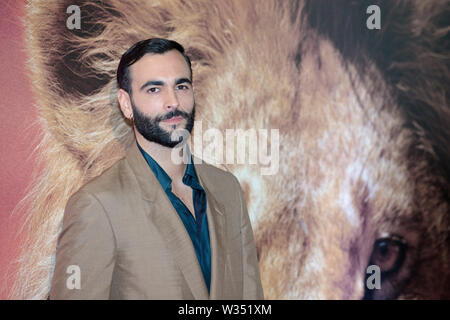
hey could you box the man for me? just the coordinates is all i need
[49,38,264,299]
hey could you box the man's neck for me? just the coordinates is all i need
[135,131,187,183]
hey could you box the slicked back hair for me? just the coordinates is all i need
[117,38,192,94]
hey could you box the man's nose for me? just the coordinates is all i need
[165,88,180,110]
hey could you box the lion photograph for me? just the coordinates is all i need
[2,0,449,299]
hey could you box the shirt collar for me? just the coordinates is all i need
[137,141,204,192]
[183,158,204,191]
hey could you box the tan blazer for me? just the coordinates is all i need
[49,142,264,299]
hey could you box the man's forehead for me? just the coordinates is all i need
[129,50,190,84]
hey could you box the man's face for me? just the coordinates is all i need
[127,50,195,148]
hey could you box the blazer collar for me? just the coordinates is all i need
[124,141,162,203]
[124,141,227,299]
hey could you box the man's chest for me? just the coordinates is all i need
[171,184,196,218]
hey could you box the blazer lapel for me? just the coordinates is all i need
[149,191,210,300]
[125,142,209,299]
[195,161,227,300]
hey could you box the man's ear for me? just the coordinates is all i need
[117,88,133,119]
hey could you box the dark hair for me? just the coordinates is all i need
[117,38,192,94]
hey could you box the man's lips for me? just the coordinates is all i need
[161,115,183,124]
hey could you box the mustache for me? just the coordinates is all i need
[156,109,190,122]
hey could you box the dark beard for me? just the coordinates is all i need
[131,98,195,148]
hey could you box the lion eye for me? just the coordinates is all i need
[364,235,409,300]
[370,236,407,274]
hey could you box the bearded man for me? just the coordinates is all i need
[49,38,263,300]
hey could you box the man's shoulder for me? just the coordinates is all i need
[68,156,131,203]
[195,157,234,176]
[194,159,241,193]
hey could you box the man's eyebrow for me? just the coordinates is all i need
[175,78,192,85]
[140,80,164,91]
[139,78,191,91]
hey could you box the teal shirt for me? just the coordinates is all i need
[137,142,211,293]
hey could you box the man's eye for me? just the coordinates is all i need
[176,84,189,90]
[147,87,159,93]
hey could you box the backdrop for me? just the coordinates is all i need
[0,0,40,298]
[1,0,449,299]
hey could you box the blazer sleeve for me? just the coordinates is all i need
[235,177,265,300]
[49,190,116,299]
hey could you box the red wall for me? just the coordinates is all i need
[0,0,41,298]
